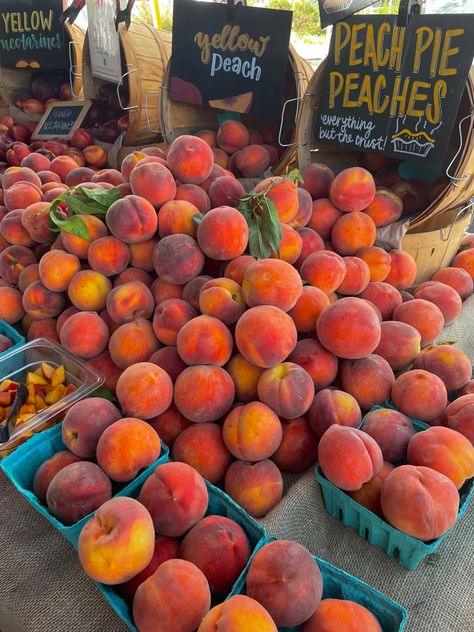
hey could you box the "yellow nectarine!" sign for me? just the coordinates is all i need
[316,14,474,164]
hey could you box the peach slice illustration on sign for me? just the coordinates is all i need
[208,92,253,114]
[170,77,203,106]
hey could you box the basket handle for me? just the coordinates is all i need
[145,89,161,133]
[117,65,139,111]
[440,202,474,242]
[277,70,311,148]
[68,40,82,100]
[445,107,474,188]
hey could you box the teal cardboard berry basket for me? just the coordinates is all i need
[0,423,169,548]
[315,406,474,569]
[229,536,408,632]
[95,478,267,632]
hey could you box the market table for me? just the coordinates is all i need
[1,297,474,632]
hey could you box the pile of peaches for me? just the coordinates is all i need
[0,118,473,528]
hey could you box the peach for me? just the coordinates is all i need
[174,365,235,423]
[46,461,112,524]
[331,211,377,256]
[78,497,155,584]
[179,275,209,309]
[0,287,25,324]
[223,402,282,461]
[458,383,474,397]
[337,256,371,295]
[301,163,335,200]
[330,167,375,212]
[414,281,462,325]
[167,135,214,185]
[64,167,95,187]
[177,315,233,366]
[151,278,184,305]
[246,539,323,627]
[391,369,448,422]
[106,280,155,325]
[412,345,471,392]
[2,166,41,190]
[318,425,383,491]
[121,151,147,181]
[254,177,298,224]
[199,278,245,325]
[380,465,459,540]
[363,152,396,172]
[364,189,403,227]
[172,423,232,484]
[407,426,474,489]
[270,224,302,264]
[308,198,342,239]
[83,145,108,169]
[432,266,473,301]
[224,255,256,285]
[148,346,187,383]
[235,145,270,178]
[288,187,313,229]
[50,156,78,182]
[226,353,264,402]
[115,361,173,420]
[6,143,31,167]
[444,395,474,445]
[287,286,330,333]
[391,181,420,215]
[115,267,153,287]
[152,298,198,345]
[195,129,216,147]
[130,162,176,209]
[109,318,160,369]
[1,209,35,247]
[87,351,122,392]
[208,176,245,209]
[198,595,277,632]
[288,339,338,391]
[105,195,158,244]
[4,182,43,213]
[200,163,227,192]
[148,402,192,448]
[212,147,229,169]
[242,259,302,312]
[38,249,80,292]
[317,297,381,359]
[68,270,111,311]
[133,558,211,632]
[235,305,297,368]
[300,250,346,294]
[362,408,415,462]
[224,459,283,518]
[359,281,402,320]
[180,515,250,598]
[356,246,391,282]
[373,320,421,370]
[257,362,314,419]
[385,250,417,290]
[302,599,383,632]
[308,388,361,438]
[117,536,180,603]
[348,462,395,517]
[340,355,395,411]
[32,450,82,504]
[158,200,200,239]
[60,311,109,358]
[62,397,121,458]
[0,245,36,284]
[22,281,65,320]
[393,299,444,347]
[64,147,86,168]
[18,263,40,292]
[294,227,325,269]
[271,416,318,473]
[139,461,208,536]
[96,417,161,483]
[197,206,248,260]
[92,168,124,186]
[127,238,159,271]
[61,214,108,258]
[21,202,52,244]
[87,236,130,277]
[27,318,60,342]
[175,183,211,213]
[217,120,249,154]
[153,234,205,284]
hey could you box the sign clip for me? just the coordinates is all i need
[397,0,422,27]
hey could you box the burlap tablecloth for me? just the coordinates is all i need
[1,298,474,632]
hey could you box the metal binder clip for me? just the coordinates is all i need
[397,0,421,27]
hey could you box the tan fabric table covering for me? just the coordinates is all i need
[1,298,474,632]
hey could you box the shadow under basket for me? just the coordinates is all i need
[401,202,473,286]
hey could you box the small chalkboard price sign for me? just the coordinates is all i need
[170,0,292,119]
[0,0,64,69]
[315,13,474,164]
[32,100,92,140]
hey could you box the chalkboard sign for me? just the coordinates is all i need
[0,0,64,69]
[32,100,92,140]
[170,0,292,119]
[86,0,122,84]
[315,14,474,164]
[318,0,378,29]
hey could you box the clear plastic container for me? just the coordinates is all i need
[0,338,103,457]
